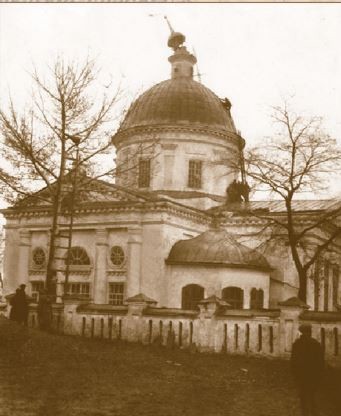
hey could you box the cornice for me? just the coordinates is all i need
[2,199,211,225]
[219,212,332,227]
[113,124,243,148]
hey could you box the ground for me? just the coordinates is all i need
[0,317,340,416]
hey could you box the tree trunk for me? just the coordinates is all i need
[45,195,60,294]
[297,269,307,303]
[285,197,309,303]
[44,102,67,330]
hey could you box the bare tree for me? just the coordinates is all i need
[238,104,341,302]
[0,57,124,297]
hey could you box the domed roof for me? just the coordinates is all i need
[166,229,270,270]
[118,78,237,134]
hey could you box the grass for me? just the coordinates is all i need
[0,316,340,416]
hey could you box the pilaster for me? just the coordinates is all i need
[17,229,31,287]
[93,229,108,304]
[244,289,251,309]
[264,288,270,309]
[126,225,142,298]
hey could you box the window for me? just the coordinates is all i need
[65,246,90,266]
[109,283,125,305]
[110,246,125,267]
[222,286,244,309]
[250,288,264,309]
[32,248,46,268]
[188,160,202,188]
[181,284,204,310]
[31,281,45,302]
[65,282,90,298]
[138,159,151,188]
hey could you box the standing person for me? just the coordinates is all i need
[37,289,52,331]
[9,288,20,322]
[16,284,29,326]
[291,323,324,416]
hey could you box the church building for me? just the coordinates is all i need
[2,29,340,316]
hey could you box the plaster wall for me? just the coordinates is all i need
[106,228,128,287]
[139,219,204,307]
[166,265,270,309]
[3,205,207,305]
[2,227,20,294]
[222,222,301,306]
[115,130,238,202]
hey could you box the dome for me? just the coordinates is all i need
[118,78,237,134]
[166,229,270,270]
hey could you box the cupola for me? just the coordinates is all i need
[167,31,197,79]
[112,24,244,207]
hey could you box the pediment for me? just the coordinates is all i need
[11,177,150,211]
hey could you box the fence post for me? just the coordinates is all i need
[63,296,89,335]
[278,297,309,357]
[197,295,230,352]
[125,293,157,343]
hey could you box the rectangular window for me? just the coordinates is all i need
[65,283,90,298]
[138,159,151,188]
[188,160,202,189]
[31,281,45,302]
[109,283,125,306]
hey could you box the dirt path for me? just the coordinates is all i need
[0,317,340,416]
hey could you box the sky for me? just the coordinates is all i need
[1,2,341,205]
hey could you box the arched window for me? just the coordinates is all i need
[65,246,90,266]
[222,286,244,309]
[32,247,46,268]
[181,284,204,310]
[110,246,125,266]
[250,288,264,309]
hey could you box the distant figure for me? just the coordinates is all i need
[226,180,242,203]
[240,181,250,203]
[226,180,250,203]
[291,324,324,416]
[16,284,29,326]
[37,289,52,331]
[221,97,232,111]
[9,288,20,322]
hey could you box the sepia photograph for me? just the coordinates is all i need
[0,2,341,415]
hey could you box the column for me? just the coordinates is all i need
[17,229,31,287]
[93,229,108,304]
[126,225,142,298]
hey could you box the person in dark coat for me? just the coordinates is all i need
[291,323,324,416]
[16,284,29,325]
[9,289,20,322]
[37,289,52,331]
